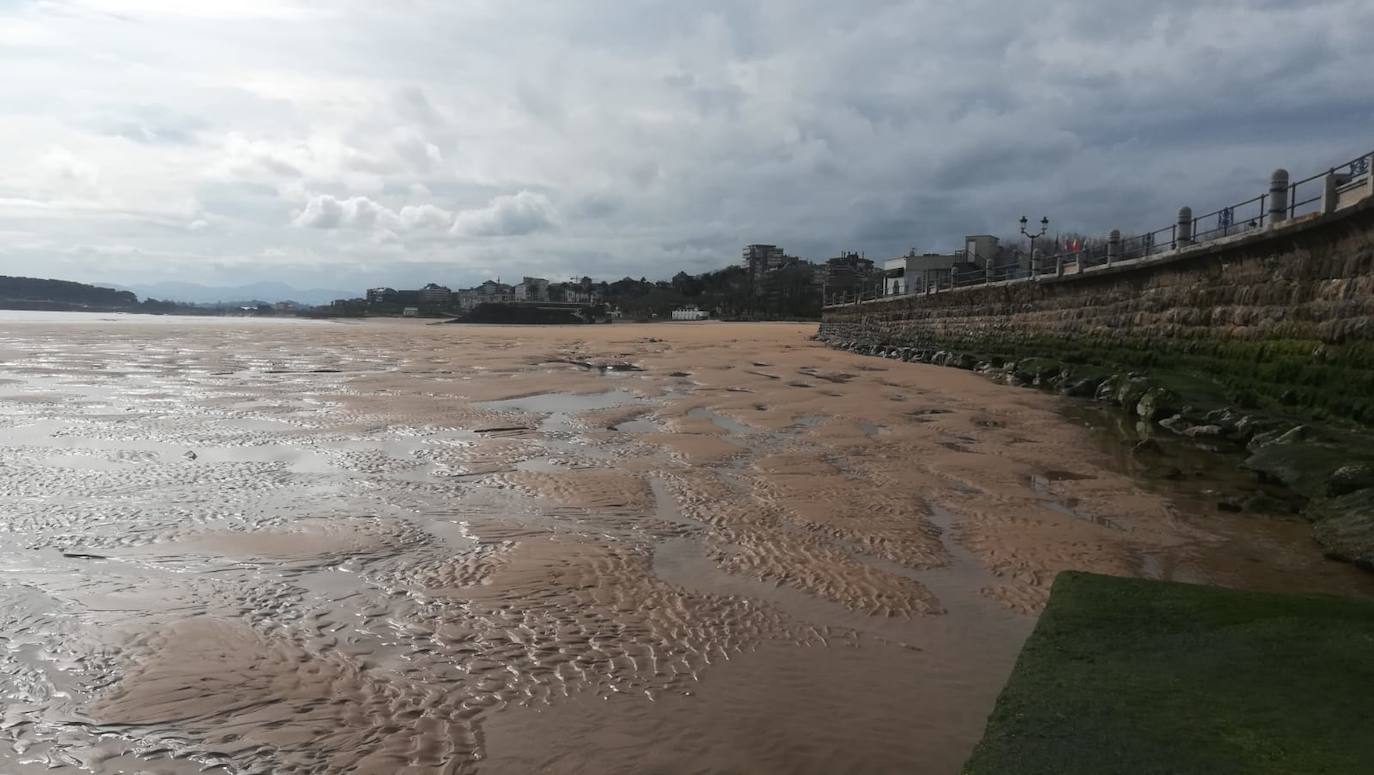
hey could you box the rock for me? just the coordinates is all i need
[1114,378,1150,411]
[1136,387,1180,422]
[1309,488,1374,569]
[1159,414,1188,434]
[1247,424,1311,453]
[1275,425,1311,445]
[1095,375,1124,403]
[1244,440,1350,499]
[951,353,979,370]
[1062,376,1106,398]
[1232,415,1273,441]
[184,450,198,460]
[1183,424,1226,439]
[1328,464,1374,497]
[1163,467,1186,481]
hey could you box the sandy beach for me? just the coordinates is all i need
[1,313,1369,774]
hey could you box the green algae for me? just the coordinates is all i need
[962,572,1374,775]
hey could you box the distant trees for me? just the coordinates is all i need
[0,276,137,308]
[594,262,821,320]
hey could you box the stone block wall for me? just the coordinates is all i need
[820,199,1374,424]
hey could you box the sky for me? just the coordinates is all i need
[2,0,1372,295]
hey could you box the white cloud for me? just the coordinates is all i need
[292,194,457,232]
[36,146,100,191]
[451,191,557,237]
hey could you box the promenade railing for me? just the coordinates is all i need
[825,148,1373,308]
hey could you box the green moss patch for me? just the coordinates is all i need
[963,572,1374,775]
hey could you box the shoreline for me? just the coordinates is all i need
[817,331,1374,573]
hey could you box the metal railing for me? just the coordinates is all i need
[825,148,1373,308]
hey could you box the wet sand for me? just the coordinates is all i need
[1,312,1370,774]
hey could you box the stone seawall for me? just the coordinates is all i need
[820,198,1374,425]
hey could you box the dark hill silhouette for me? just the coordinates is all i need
[0,275,138,309]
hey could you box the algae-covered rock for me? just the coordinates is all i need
[1095,374,1124,403]
[1136,387,1180,422]
[1112,378,1150,410]
[1183,424,1227,439]
[1062,375,1105,398]
[1310,488,1374,569]
[1011,358,1062,386]
[1243,441,1350,499]
[1247,424,1311,453]
[1233,414,1283,442]
[1328,464,1374,497]
[951,353,980,370]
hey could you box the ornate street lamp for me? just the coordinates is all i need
[1020,215,1050,276]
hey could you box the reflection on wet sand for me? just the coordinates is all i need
[1,314,1371,774]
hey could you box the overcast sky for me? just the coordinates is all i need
[2,0,1372,293]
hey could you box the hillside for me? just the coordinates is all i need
[0,275,139,310]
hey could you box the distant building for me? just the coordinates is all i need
[417,283,452,307]
[823,251,877,299]
[331,298,366,314]
[883,250,961,295]
[743,244,803,294]
[964,235,1001,265]
[513,277,550,302]
[453,290,481,311]
[671,305,709,321]
[475,280,514,302]
[367,287,398,305]
[963,234,1025,280]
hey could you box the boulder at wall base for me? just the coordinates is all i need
[1095,374,1125,404]
[1114,378,1151,411]
[1062,375,1106,398]
[1008,358,1062,386]
[1248,424,1312,453]
[1136,387,1180,423]
[1310,488,1374,569]
[951,353,980,370]
[1243,441,1353,500]
[1328,464,1374,497]
[1183,424,1228,440]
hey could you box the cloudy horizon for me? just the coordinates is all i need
[2,0,1372,294]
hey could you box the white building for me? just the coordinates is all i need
[671,306,709,321]
[884,251,961,295]
[513,277,550,302]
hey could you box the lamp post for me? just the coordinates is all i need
[1020,215,1049,277]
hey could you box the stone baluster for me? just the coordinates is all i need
[1269,169,1289,225]
[1323,168,1356,215]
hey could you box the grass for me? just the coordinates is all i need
[962,572,1374,775]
